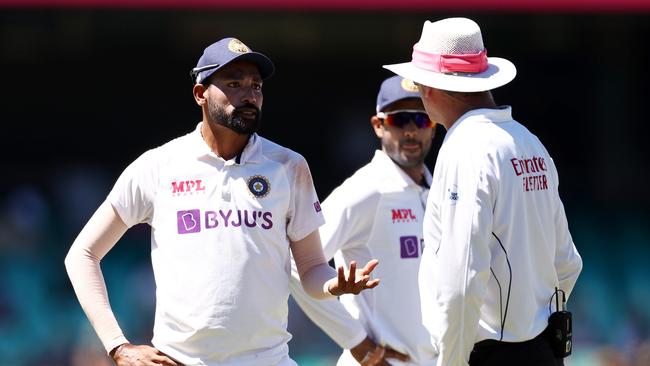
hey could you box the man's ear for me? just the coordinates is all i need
[370,115,384,138]
[192,84,207,106]
[418,84,433,101]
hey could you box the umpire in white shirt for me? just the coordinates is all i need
[290,75,439,365]
[385,18,583,366]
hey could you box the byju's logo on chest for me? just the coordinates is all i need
[176,209,274,234]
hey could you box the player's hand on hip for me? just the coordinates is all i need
[351,336,411,366]
[111,343,184,366]
[328,259,380,296]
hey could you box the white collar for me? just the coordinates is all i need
[188,122,263,165]
[446,106,513,136]
[373,149,432,189]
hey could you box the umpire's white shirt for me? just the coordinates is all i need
[419,107,583,366]
[109,123,324,366]
[291,150,438,365]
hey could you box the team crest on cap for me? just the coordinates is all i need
[228,39,250,54]
[401,78,419,92]
[247,175,270,198]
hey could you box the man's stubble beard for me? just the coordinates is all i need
[207,102,262,135]
[385,138,432,168]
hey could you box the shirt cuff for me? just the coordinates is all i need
[105,335,130,355]
[342,329,369,350]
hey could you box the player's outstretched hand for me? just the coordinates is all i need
[111,343,184,366]
[328,259,380,296]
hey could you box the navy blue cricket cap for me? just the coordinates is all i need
[376,75,421,113]
[191,37,275,84]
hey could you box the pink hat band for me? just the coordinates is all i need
[412,43,488,74]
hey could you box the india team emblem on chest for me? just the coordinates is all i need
[247,175,271,198]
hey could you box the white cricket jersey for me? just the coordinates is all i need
[419,107,583,366]
[108,123,325,366]
[290,150,438,365]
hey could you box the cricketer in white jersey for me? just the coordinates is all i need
[110,127,325,365]
[385,18,583,366]
[291,76,438,365]
[65,37,379,366]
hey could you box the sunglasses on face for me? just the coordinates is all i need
[376,110,435,129]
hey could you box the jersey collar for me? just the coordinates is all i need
[189,122,263,165]
[447,106,513,136]
[373,149,432,189]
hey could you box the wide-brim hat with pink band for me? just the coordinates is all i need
[384,18,516,93]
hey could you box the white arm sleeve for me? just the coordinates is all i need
[550,163,583,299]
[64,200,130,354]
[289,264,368,349]
[432,156,492,366]
[290,230,337,300]
[418,241,439,353]
[289,184,374,349]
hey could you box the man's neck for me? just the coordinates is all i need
[442,105,480,130]
[400,164,426,186]
[201,120,250,161]
[438,90,497,130]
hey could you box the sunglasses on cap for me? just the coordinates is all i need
[376,110,435,129]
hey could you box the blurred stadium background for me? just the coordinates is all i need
[1,1,649,365]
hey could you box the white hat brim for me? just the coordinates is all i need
[383,57,516,93]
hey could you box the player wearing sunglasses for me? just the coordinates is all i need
[375,110,435,129]
[371,99,435,184]
[290,75,438,365]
